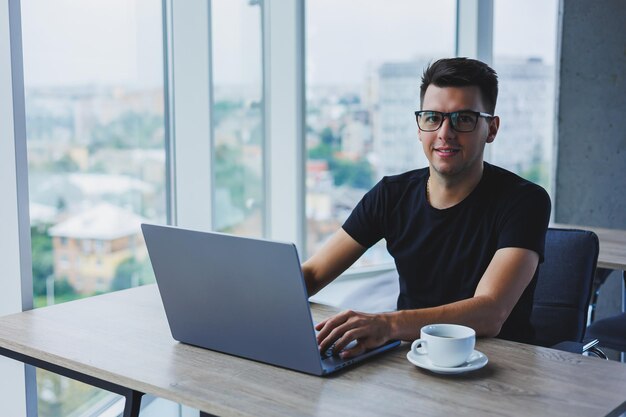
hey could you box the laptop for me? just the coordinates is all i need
[141,223,400,376]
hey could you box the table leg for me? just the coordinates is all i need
[123,389,144,417]
[0,346,145,417]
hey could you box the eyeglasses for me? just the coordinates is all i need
[414,110,493,132]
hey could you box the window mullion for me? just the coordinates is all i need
[0,0,36,415]
[456,0,493,65]
[262,0,305,251]
[165,0,214,230]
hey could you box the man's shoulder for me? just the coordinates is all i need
[484,163,548,198]
[485,163,550,205]
[379,167,428,187]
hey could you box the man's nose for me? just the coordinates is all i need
[438,115,456,139]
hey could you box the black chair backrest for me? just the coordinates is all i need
[529,228,599,347]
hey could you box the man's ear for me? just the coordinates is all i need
[486,116,500,143]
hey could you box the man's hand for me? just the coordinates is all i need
[315,310,393,359]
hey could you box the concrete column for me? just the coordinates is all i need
[554,0,626,227]
[554,0,626,327]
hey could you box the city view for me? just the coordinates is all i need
[26,56,554,306]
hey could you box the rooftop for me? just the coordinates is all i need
[48,203,148,240]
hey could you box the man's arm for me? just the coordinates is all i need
[302,228,367,296]
[315,247,539,358]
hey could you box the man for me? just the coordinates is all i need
[303,57,551,359]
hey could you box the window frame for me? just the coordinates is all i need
[0,0,36,415]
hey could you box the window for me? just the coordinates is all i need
[211,0,264,237]
[490,0,559,194]
[21,0,165,414]
[305,0,456,266]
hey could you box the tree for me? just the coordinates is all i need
[54,278,76,298]
[320,127,337,146]
[31,225,54,297]
[111,257,154,291]
[521,143,549,188]
[54,154,80,172]
[308,142,333,161]
[89,111,164,152]
[329,158,374,189]
[213,100,242,125]
[214,143,262,212]
[111,257,139,291]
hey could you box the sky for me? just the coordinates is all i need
[19,0,559,88]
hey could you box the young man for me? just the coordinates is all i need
[303,57,551,359]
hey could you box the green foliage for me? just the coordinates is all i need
[111,257,154,292]
[308,127,374,189]
[329,158,374,189]
[320,127,337,146]
[521,162,549,189]
[31,225,54,298]
[308,142,333,160]
[89,111,164,152]
[54,278,76,298]
[53,154,80,172]
[520,143,549,189]
[25,110,72,140]
[37,370,109,417]
[213,100,243,125]
[214,143,262,211]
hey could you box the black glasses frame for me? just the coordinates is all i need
[414,110,494,132]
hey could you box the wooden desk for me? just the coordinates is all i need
[1,285,626,417]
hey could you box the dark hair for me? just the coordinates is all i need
[420,57,498,114]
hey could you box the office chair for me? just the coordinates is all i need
[529,228,605,357]
[588,268,614,323]
[585,272,626,361]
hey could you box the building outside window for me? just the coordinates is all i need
[490,0,559,194]
[305,0,456,266]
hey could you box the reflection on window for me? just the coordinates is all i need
[22,0,165,414]
[211,0,264,237]
[491,0,559,194]
[305,0,456,265]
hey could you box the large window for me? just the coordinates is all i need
[305,0,456,266]
[490,0,559,193]
[21,0,165,414]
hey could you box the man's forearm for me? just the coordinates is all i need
[385,295,509,341]
[301,264,324,296]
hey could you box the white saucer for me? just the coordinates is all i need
[407,349,488,374]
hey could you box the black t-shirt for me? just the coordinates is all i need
[342,162,551,343]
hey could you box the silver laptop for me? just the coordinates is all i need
[141,223,400,376]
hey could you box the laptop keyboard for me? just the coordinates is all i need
[320,344,338,359]
[320,340,358,359]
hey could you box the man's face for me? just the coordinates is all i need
[418,85,499,180]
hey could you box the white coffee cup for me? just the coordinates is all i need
[410,324,476,368]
